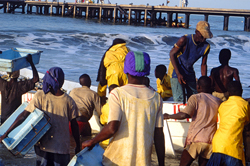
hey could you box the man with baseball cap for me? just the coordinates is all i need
[168,21,213,102]
[82,51,165,166]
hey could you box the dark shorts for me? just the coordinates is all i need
[207,153,243,166]
[35,146,70,166]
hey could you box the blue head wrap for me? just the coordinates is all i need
[42,67,65,94]
[124,51,150,77]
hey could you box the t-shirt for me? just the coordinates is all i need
[102,84,163,166]
[25,90,78,154]
[212,96,250,160]
[181,93,221,146]
[0,78,35,123]
[156,74,172,98]
[69,86,101,121]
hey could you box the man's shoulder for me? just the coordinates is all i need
[195,93,222,103]
[71,86,97,95]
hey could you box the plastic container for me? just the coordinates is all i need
[68,144,104,166]
[0,48,42,72]
[0,102,51,156]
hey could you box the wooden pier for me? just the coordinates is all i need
[1,0,250,31]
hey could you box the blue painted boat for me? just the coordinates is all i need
[0,48,42,72]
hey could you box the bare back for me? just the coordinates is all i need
[211,65,239,93]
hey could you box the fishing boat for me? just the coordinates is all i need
[16,68,189,155]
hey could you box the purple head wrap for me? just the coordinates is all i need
[42,67,65,94]
[124,51,150,77]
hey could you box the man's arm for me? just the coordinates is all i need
[169,36,187,84]
[82,121,120,149]
[26,54,39,83]
[71,118,81,154]
[201,49,209,76]
[164,112,190,120]
[0,110,30,142]
[234,69,240,81]
[154,127,165,166]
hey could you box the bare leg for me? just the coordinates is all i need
[198,156,209,166]
[179,149,195,166]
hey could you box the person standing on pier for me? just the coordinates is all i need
[0,54,39,124]
[82,51,165,166]
[168,21,213,102]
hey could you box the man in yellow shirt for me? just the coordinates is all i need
[155,64,172,100]
[96,38,129,98]
[207,81,250,166]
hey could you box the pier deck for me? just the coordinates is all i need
[1,0,250,31]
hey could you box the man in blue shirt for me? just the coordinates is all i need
[168,21,213,102]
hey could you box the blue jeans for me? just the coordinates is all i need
[170,78,197,102]
[207,153,243,166]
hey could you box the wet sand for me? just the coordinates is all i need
[0,130,198,166]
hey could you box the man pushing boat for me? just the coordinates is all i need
[164,76,221,166]
[82,51,165,166]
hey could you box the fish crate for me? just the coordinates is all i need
[0,48,42,72]
[68,144,104,166]
[0,102,51,156]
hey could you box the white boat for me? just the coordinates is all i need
[8,68,189,155]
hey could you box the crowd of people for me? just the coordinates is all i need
[0,20,249,166]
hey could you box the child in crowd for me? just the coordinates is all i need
[99,84,119,148]
[143,77,156,91]
[155,64,172,101]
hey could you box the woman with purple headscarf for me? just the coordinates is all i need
[0,67,81,166]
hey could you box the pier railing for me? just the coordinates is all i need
[1,0,250,31]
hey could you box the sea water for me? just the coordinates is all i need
[0,10,250,98]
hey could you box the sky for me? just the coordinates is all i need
[100,0,250,10]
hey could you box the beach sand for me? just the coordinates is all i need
[0,130,198,166]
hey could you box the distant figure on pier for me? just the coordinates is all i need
[183,0,188,7]
[168,21,213,102]
[210,48,240,101]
